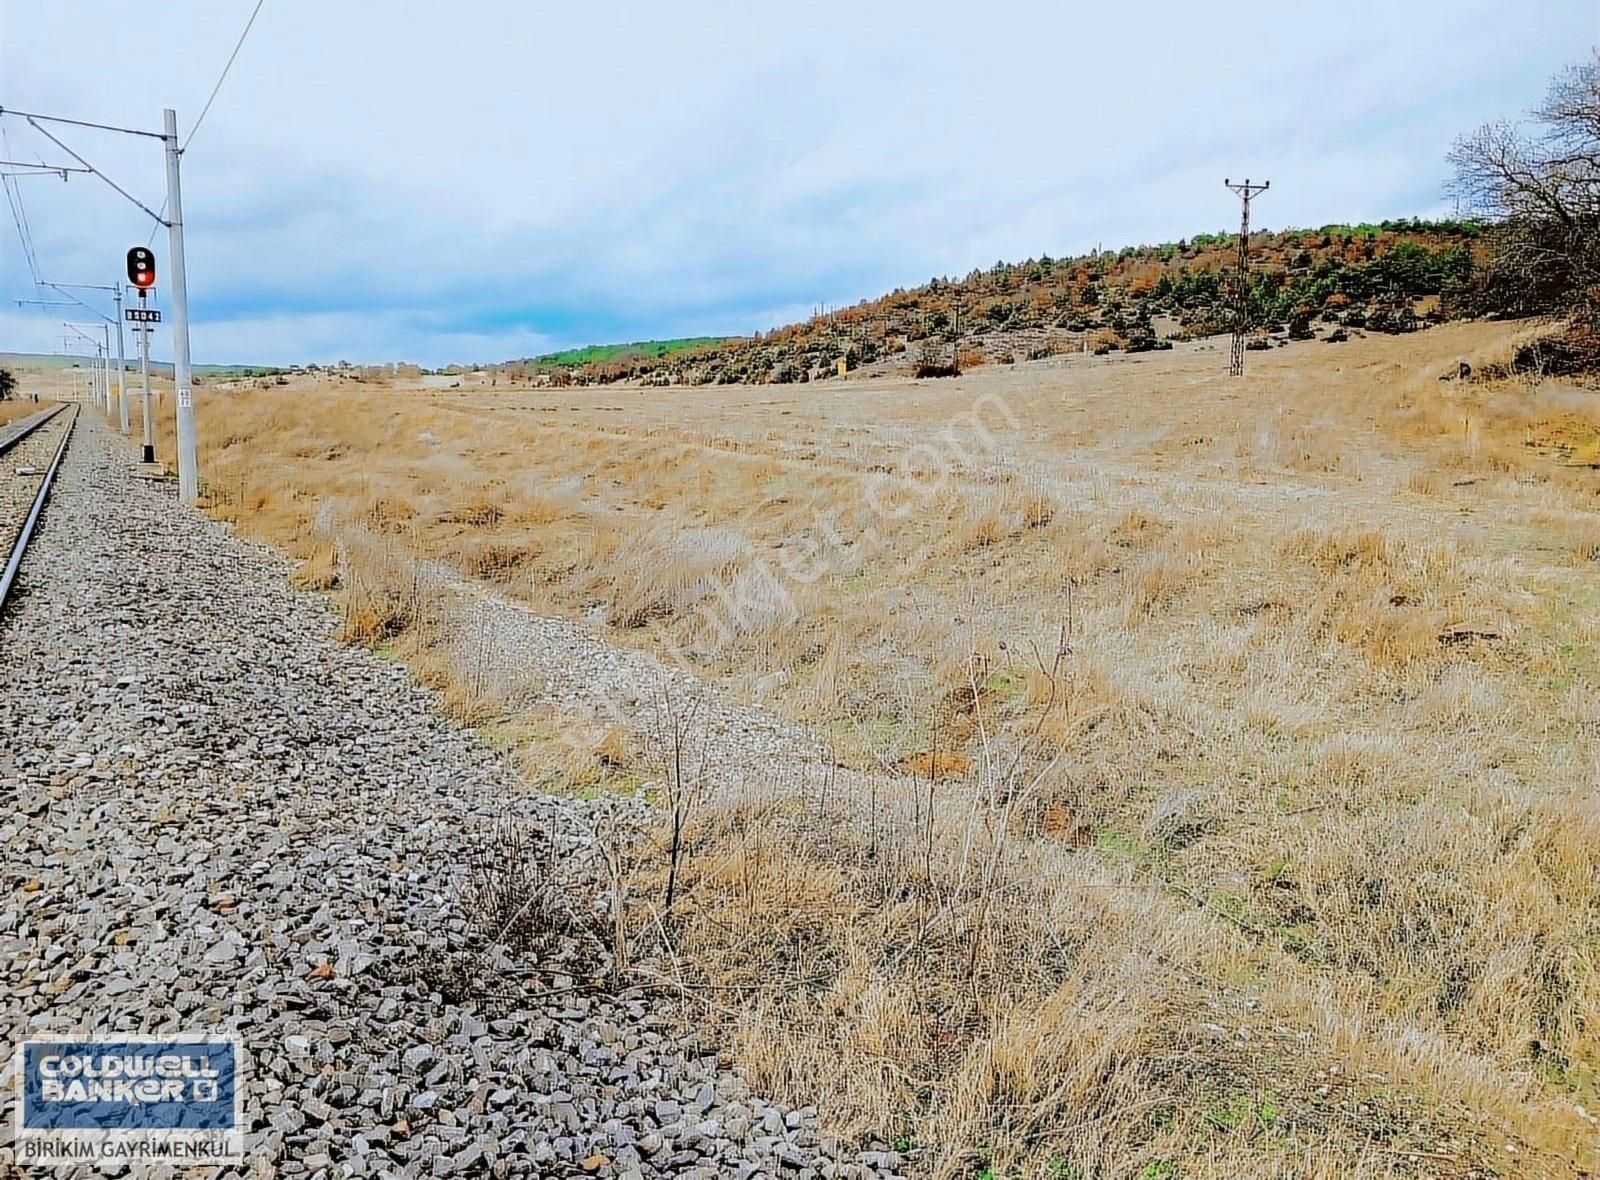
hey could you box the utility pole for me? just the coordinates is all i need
[97,329,109,412]
[1224,177,1269,377]
[65,322,107,410]
[163,109,198,503]
[112,279,128,434]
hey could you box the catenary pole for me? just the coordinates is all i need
[163,109,198,503]
[113,279,129,433]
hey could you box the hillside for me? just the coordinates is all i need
[529,218,1483,385]
[519,336,729,371]
[0,352,283,380]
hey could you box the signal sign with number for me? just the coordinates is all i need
[127,246,156,289]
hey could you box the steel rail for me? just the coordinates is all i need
[0,404,77,612]
[0,403,68,456]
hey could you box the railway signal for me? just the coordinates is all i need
[134,286,157,463]
[127,246,155,290]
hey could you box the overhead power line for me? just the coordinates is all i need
[0,121,43,285]
[186,0,268,151]
[147,0,269,245]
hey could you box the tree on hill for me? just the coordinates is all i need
[1449,54,1600,324]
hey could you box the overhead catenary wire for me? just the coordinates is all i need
[0,121,43,285]
[186,0,267,152]
[0,169,40,283]
[146,0,269,245]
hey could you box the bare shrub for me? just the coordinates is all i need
[461,816,570,955]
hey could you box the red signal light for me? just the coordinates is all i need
[127,246,156,289]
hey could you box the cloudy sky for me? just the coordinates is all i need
[1,1,1594,366]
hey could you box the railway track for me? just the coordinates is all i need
[0,403,77,613]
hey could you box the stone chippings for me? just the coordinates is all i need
[0,418,905,1180]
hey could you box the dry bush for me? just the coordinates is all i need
[461,538,538,582]
[439,491,505,526]
[289,542,340,591]
[335,532,430,644]
[461,816,570,955]
[1089,326,1126,353]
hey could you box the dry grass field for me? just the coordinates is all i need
[0,399,46,427]
[117,321,1600,1176]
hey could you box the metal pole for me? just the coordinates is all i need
[139,294,154,463]
[114,281,129,434]
[1223,177,1269,377]
[163,108,198,503]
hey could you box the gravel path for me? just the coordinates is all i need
[0,415,904,1180]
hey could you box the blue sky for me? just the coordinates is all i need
[1,0,1595,366]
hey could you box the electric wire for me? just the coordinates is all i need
[145,0,269,245]
[0,121,43,284]
[185,0,268,151]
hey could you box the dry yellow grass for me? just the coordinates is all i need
[127,321,1600,1176]
[0,401,41,427]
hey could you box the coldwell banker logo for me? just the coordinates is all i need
[13,1036,244,1166]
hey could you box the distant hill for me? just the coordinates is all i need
[0,352,285,380]
[521,218,1485,386]
[520,337,729,370]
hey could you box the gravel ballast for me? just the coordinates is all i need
[0,416,903,1180]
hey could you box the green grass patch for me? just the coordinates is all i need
[1094,826,1143,861]
[984,668,1027,704]
[1202,1089,1279,1133]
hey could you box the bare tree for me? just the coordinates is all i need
[648,685,709,920]
[1448,54,1600,323]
